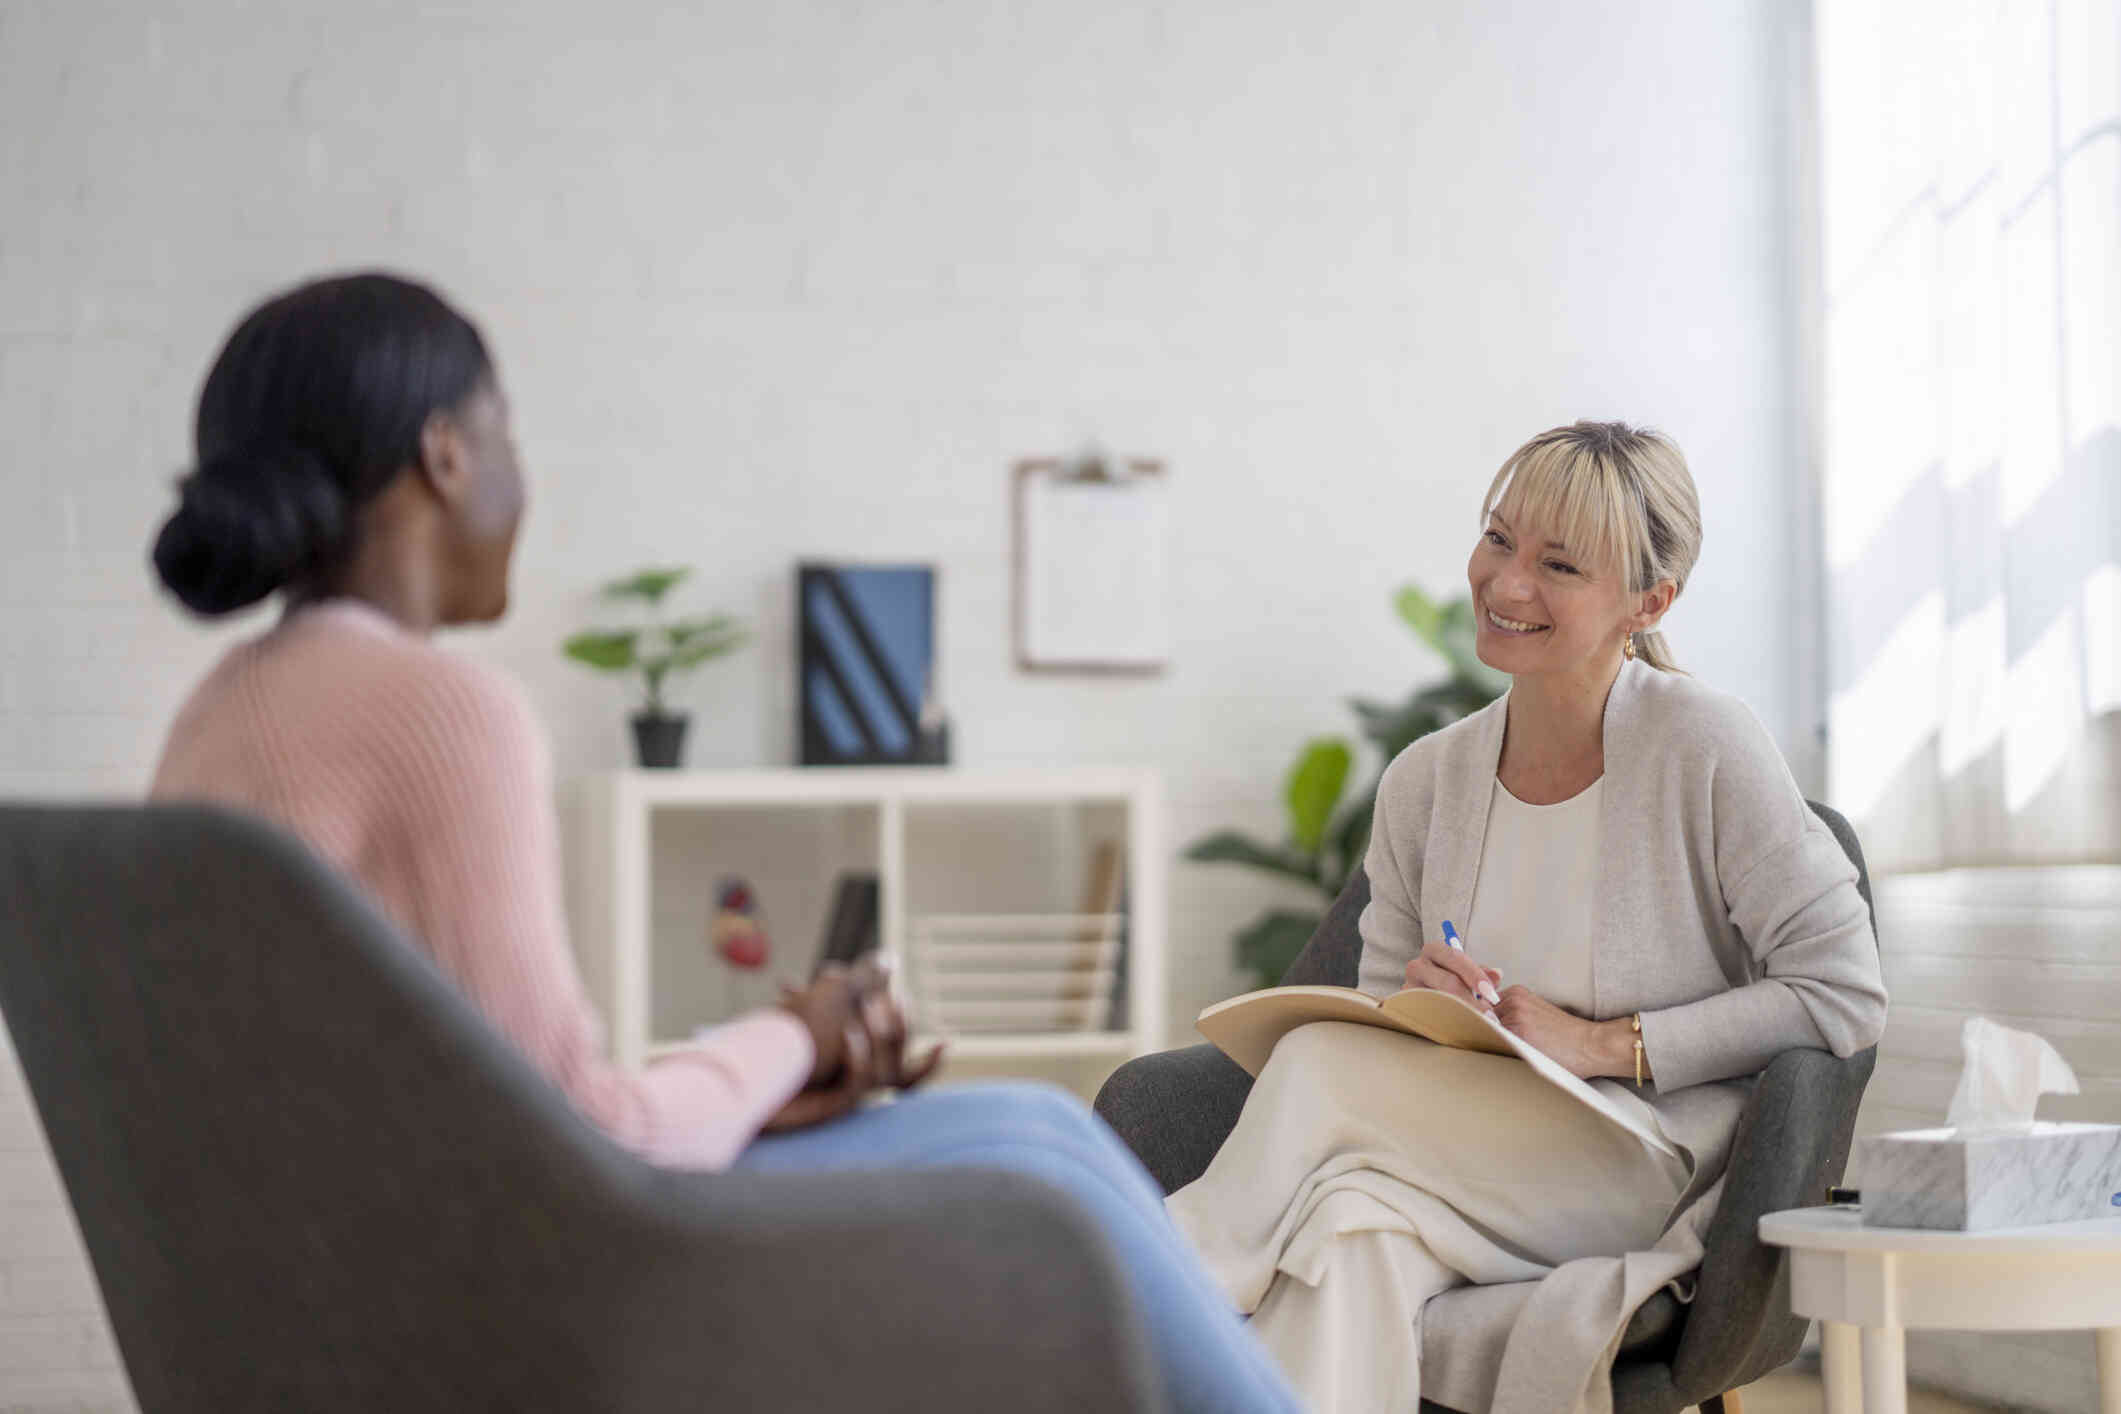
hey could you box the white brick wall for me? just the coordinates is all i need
[0,2,1809,1406]
[1857,868,2121,1414]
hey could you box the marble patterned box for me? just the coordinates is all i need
[1850,1122,2121,1230]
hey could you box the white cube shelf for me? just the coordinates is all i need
[561,767,1167,1069]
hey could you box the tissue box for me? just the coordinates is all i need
[1850,1122,2121,1230]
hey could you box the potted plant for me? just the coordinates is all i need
[1186,584,1508,989]
[562,568,747,768]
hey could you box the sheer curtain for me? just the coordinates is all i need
[1818,0,2121,871]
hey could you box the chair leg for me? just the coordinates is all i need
[1700,1392,1744,1414]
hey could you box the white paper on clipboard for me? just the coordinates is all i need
[1017,461,1171,672]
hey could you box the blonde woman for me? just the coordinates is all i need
[1167,422,1887,1414]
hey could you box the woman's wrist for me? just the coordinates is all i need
[1593,1016,1640,1080]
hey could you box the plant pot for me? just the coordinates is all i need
[629,711,689,769]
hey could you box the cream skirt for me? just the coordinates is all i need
[1169,1021,1691,1414]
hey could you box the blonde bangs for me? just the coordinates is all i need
[1481,434,1648,590]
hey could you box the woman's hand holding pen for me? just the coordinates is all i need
[765,958,944,1132]
[1405,925,1639,1080]
[1403,941,1504,1014]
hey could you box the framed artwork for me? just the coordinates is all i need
[797,563,947,766]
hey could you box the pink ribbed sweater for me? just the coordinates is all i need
[149,597,813,1169]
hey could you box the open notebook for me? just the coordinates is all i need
[1196,984,1681,1160]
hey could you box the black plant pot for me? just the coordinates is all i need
[630,711,689,769]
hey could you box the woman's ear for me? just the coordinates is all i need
[413,407,471,508]
[1633,579,1678,632]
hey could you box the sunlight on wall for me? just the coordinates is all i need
[2087,565,2121,715]
[2065,141,2120,444]
[1819,0,2120,849]
[2004,606,2086,812]
[1827,592,1943,817]
[1938,597,2004,776]
[1998,189,2063,529]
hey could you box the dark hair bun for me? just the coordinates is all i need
[151,445,350,616]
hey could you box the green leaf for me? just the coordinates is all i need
[1183,832,1324,890]
[1442,603,1513,694]
[1284,737,1351,855]
[663,614,747,671]
[562,631,638,671]
[1234,909,1324,991]
[1396,586,1510,695]
[665,613,741,646]
[667,632,746,671]
[1396,583,1446,654]
[602,567,691,604]
[1430,597,1485,682]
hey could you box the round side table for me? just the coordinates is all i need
[1759,1206,2121,1414]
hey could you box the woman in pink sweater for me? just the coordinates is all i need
[148,272,1299,1414]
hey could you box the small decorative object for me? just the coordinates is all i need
[1186,584,1508,988]
[797,563,948,766]
[709,877,770,971]
[563,568,746,769]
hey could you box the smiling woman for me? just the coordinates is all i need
[1472,422,1702,680]
[1164,420,1887,1414]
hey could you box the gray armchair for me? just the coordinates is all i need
[1096,800,1879,1414]
[0,801,1161,1414]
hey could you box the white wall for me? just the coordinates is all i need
[0,2,1808,1407]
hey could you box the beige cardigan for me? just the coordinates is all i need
[1353,658,1888,1411]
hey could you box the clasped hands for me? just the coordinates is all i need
[767,956,944,1131]
[1403,940,1637,1082]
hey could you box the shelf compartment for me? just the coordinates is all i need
[565,768,1165,1071]
[909,912,1125,1036]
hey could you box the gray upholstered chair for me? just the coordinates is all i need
[1097,800,1878,1414]
[0,801,1160,1414]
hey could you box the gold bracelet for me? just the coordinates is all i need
[1631,1013,1645,1088]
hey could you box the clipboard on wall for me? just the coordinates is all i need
[1013,456,1172,674]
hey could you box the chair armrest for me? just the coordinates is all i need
[603,1163,1160,1413]
[1094,1043,1256,1194]
[1668,1044,1877,1403]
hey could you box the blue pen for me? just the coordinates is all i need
[1440,920,1502,1006]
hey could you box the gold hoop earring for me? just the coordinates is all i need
[1623,631,1636,662]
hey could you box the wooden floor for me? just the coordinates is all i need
[1732,1369,1998,1413]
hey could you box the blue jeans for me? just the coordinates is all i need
[734,1080,1302,1414]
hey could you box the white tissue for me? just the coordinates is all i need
[1944,1016,2079,1135]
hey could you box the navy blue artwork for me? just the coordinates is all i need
[798,564,946,766]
